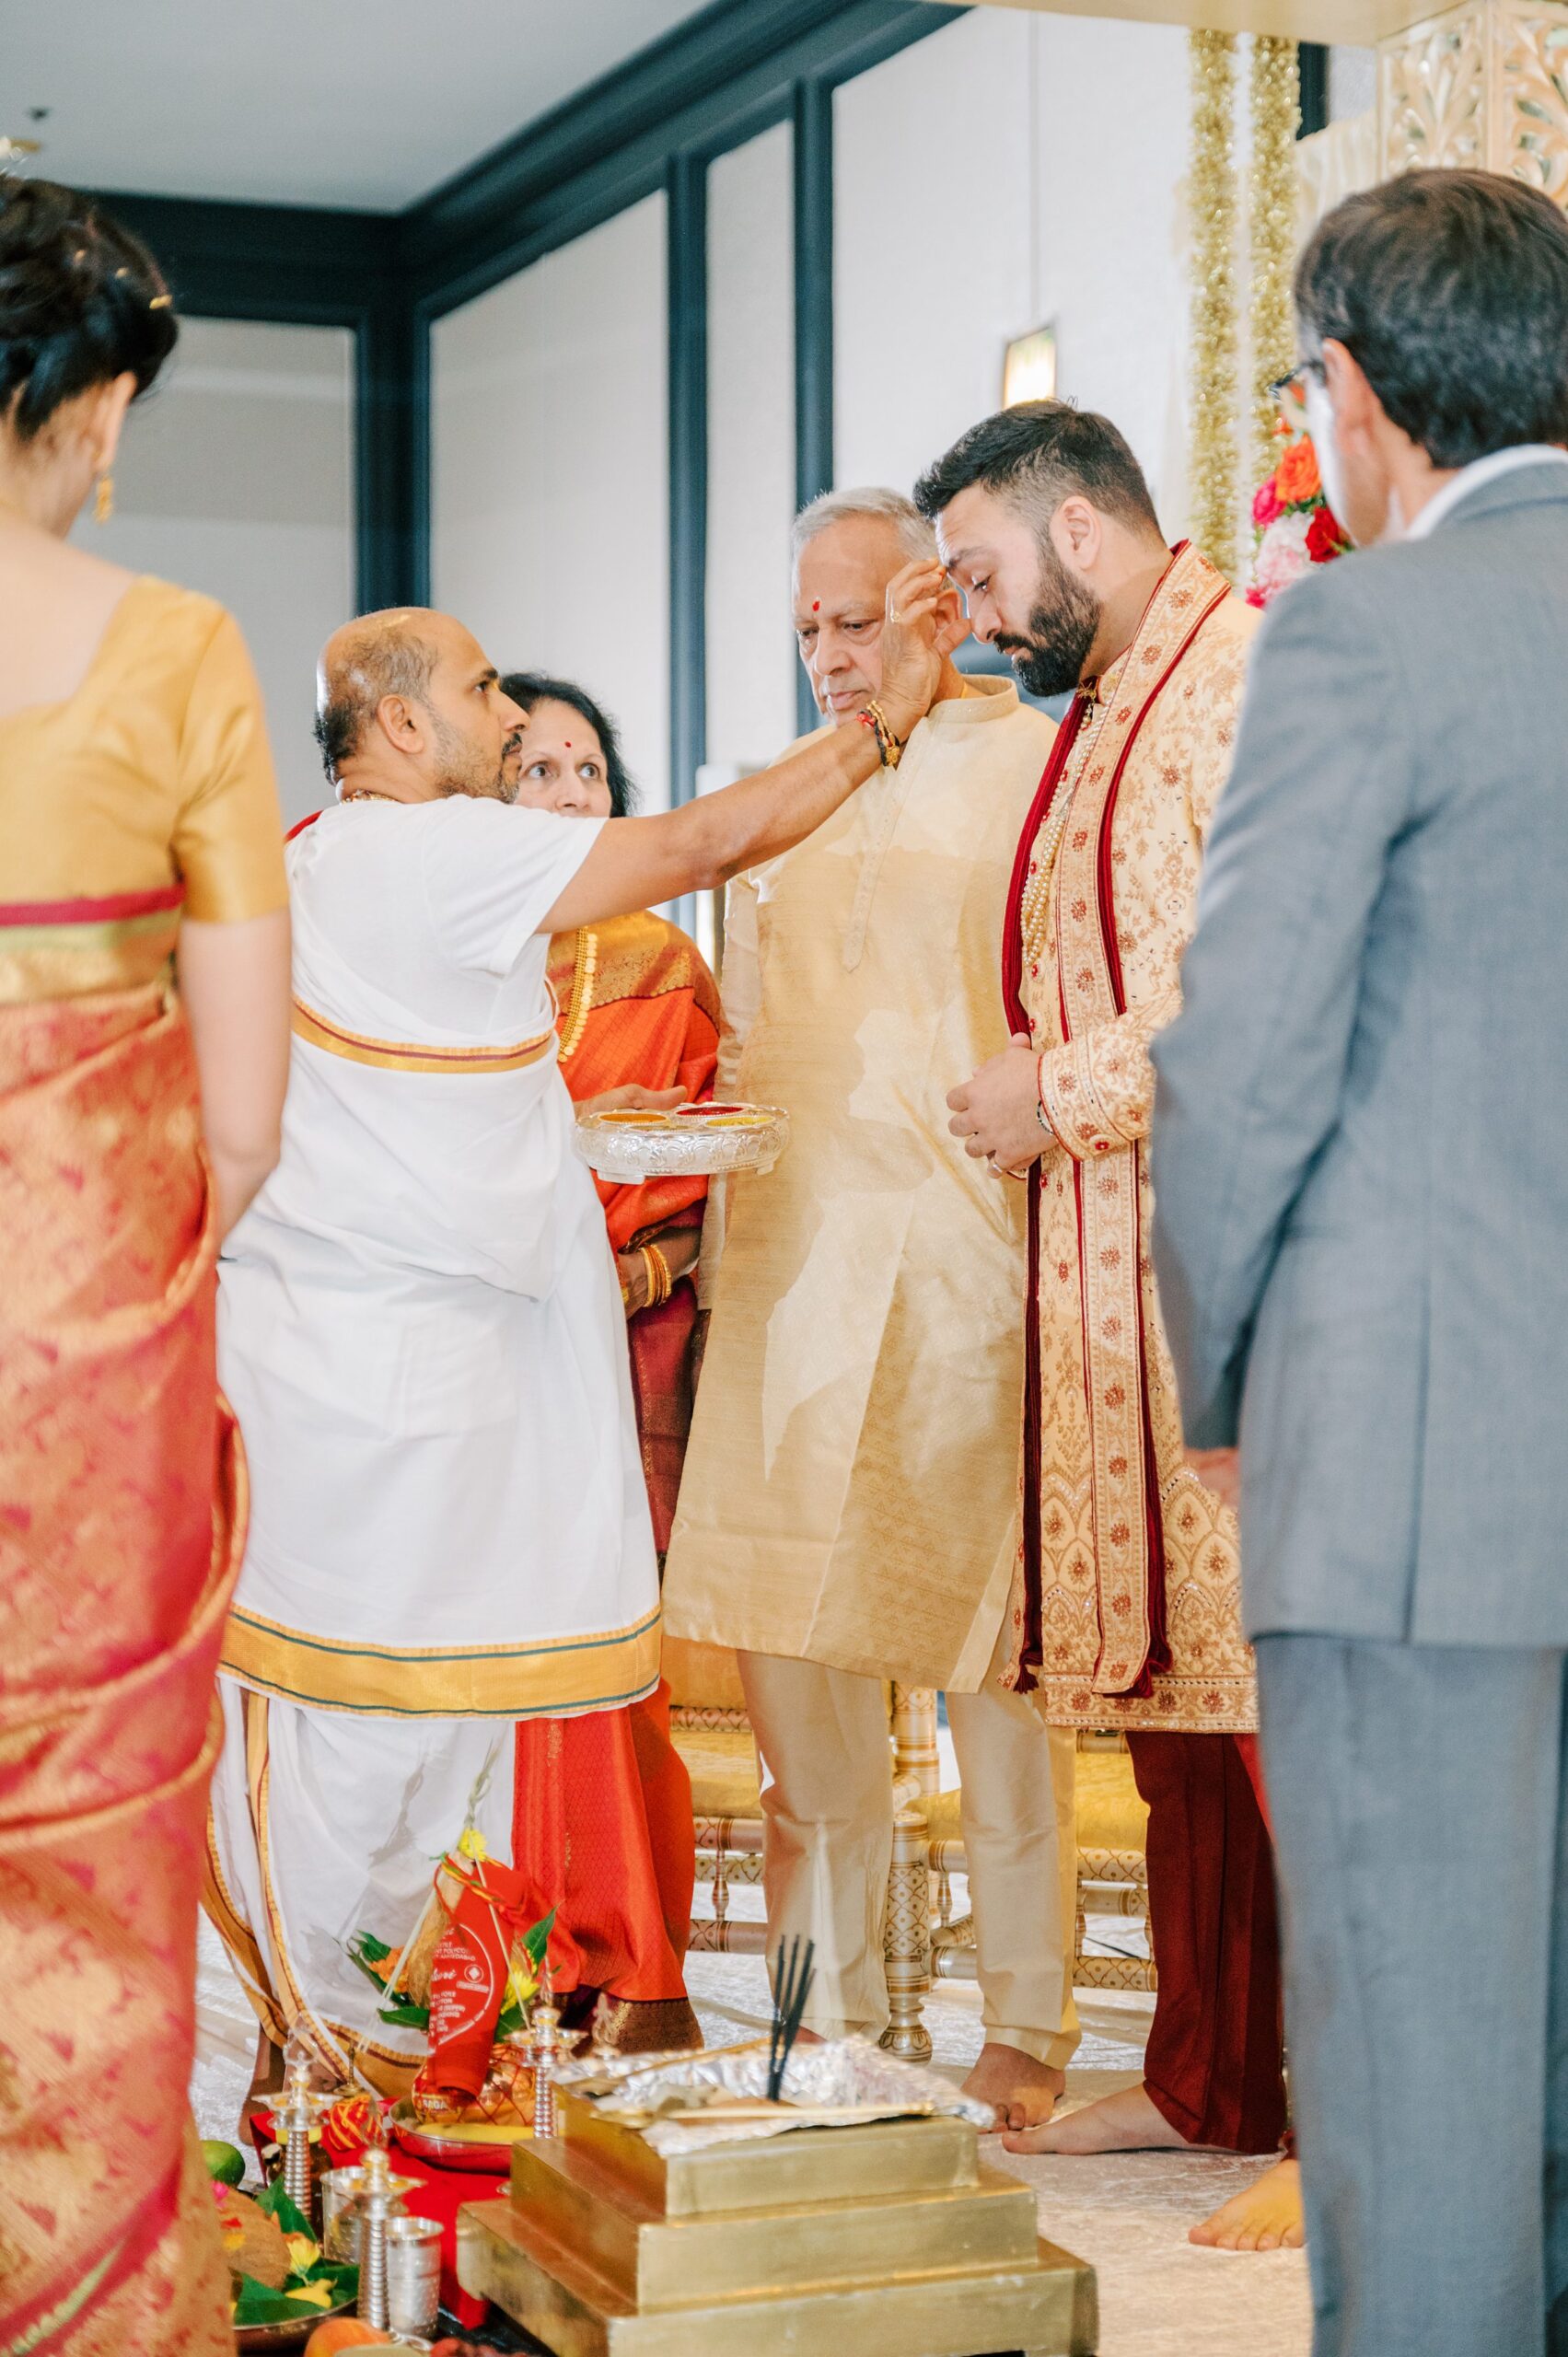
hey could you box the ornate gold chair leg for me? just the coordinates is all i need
[880,1780,933,2061]
[890,1682,940,1798]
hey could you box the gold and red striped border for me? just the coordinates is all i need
[291,993,558,1075]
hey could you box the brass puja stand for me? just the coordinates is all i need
[456,2078,1097,2355]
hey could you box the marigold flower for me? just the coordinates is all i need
[1274,437,1322,506]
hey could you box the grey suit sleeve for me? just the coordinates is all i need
[1149,565,1415,1446]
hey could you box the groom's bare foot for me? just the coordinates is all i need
[1189,2155,1305,2251]
[1002,2079,1198,2155]
[962,2042,1066,2132]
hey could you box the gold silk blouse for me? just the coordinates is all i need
[0,575,288,921]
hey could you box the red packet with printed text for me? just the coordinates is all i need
[415,1852,532,2104]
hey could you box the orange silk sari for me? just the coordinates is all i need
[550,909,720,1547]
[513,912,718,2049]
[0,889,238,2357]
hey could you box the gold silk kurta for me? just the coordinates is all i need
[1007,543,1260,1733]
[664,679,1055,1691]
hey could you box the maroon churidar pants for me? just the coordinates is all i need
[1125,1730,1288,2154]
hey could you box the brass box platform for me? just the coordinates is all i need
[458,2089,1097,2355]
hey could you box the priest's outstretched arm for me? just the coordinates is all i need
[540,561,958,935]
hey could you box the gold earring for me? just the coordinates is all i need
[95,471,114,526]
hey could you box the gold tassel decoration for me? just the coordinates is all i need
[1249,37,1301,487]
[1188,29,1240,580]
[95,471,114,526]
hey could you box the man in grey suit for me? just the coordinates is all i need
[1149,168,1568,2357]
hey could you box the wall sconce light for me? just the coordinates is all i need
[1003,324,1057,409]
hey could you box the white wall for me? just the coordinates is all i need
[705,121,798,772]
[77,317,355,825]
[832,6,1191,535]
[432,196,672,811]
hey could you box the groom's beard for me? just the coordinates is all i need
[994,540,1102,699]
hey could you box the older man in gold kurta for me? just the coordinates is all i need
[934,405,1295,2245]
[665,488,1079,2128]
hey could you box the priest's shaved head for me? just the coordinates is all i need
[314,607,527,806]
[915,402,1168,699]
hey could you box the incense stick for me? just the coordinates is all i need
[766,1934,815,2103]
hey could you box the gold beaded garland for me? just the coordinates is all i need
[1249,38,1302,487]
[1188,29,1241,582]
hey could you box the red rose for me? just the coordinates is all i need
[1306,504,1348,563]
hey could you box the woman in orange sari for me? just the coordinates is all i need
[503,673,718,2050]
[0,180,291,2354]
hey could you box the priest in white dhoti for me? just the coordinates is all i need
[664,491,1080,2129]
[204,596,953,2096]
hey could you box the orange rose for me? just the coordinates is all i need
[1274,438,1322,506]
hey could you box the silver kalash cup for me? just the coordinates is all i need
[319,2163,418,2262]
[384,2213,444,2338]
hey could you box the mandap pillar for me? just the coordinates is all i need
[1378,0,1568,197]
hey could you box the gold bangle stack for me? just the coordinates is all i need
[641,1242,673,1310]
[857,699,904,770]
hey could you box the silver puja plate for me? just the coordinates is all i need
[573,1101,789,1182]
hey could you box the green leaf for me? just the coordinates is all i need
[377,1998,431,2029]
[255,2181,312,2239]
[494,2001,524,2041]
[231,2274,338,2327]
[303,2259,360,2297]
[521,1908,556,1968]
[346,1931,398,1995]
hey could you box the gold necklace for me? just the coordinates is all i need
[1019,692,1099,981]
[555,929,598,1064]
[339,786,398,804]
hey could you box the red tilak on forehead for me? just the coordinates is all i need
[564,740,572,748]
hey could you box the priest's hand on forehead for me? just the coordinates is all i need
[877,559,970,740]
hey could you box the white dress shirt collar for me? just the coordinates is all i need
[1403,444,1568,541]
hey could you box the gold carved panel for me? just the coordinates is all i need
[1502,9,1568,199]
[1380,5,1487,166]
[1380,0,1568,200]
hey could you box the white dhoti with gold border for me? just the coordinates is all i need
[207,799,661,2084]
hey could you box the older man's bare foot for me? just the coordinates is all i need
[962,2042,1066,2132]
[1002,2080,1197,2155]
[1189,2155,1305,2251]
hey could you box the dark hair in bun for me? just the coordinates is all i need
[0,176,178,443]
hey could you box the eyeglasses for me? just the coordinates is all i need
[1268,360,1327,401]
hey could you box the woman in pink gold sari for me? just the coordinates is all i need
[0,180,291,2355]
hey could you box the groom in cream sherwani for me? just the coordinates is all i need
[665,487,1079,2128]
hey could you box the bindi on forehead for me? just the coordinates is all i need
[812,601,820,612]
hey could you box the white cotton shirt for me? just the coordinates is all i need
[216,794,662,1720]
[1403,444,1568,540]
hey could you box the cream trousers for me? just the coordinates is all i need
[738,1636,1079,2068]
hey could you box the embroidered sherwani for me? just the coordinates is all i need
[1007,543,1260,1733]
